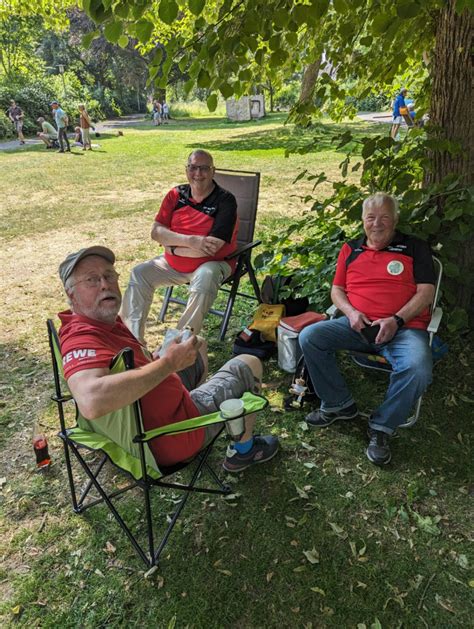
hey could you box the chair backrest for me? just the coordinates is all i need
[214,169,260,248]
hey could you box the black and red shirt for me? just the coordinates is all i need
[333,231,435,330]
[155,182,238,273]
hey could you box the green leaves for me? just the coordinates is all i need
[117,34,129,48]
[188,0,205,16]
[135,19,154,43]
[104,20,122,43]
[82,29,100,48]
[396,2,422,18]
[206,93,218,111]
[159,0,179,24]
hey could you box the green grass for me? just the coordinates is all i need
[0,113,472,628]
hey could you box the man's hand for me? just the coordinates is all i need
[347,309,372,332]
[161,335,201,372]
[371,317,398,344]
[189,235,222,256]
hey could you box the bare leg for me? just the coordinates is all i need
[234,354,263,440]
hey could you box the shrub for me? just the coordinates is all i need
[0,111,15,140]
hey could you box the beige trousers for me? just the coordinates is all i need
[120,256,231,343]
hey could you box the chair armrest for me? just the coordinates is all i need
[326,304,339,318]
[224,240,261,260]
[135,392,268,443]
[427,307,443,334]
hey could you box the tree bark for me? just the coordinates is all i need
[297,58,321,107]
[429,0,473,320]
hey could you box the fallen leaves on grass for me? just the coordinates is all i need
[329,522,347,539]
[302,547,320,564]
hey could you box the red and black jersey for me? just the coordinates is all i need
[333,231,435,330]
[155,182,238,273]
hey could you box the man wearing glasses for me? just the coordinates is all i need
[121,149,238,343]
[57,246,279,472]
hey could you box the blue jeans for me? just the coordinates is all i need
[299,317,432,434]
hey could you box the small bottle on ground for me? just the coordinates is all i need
[33,425,51,470]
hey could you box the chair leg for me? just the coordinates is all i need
[159,286,174,323]
[219,258,244,341]
[246,256,262,303]
[399,396,423,429]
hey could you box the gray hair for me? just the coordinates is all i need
[64,274,75,306]
[187,149,214,166]
[362,193,399,219]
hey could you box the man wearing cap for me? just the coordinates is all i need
[37,116,58,149]
[57,246,279,473]
[50,101,70,152]
[299,193,435,466]
[120,149,238,343]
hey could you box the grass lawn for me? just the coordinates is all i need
[0,114,472,628]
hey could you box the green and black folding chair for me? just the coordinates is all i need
[47,319,267,572]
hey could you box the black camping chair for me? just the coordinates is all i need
[47,319,267,572]
[159,169,262,340]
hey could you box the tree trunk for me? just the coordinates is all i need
[429,0,473,320]
[297,58,321,107]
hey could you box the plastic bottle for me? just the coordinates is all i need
[33,428,51,469]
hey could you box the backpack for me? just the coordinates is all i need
[261,274,309,316]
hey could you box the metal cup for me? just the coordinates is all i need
[219,398,245,440]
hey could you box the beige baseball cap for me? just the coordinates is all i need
[59,246,115,286]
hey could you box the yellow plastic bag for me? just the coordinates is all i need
[250,304,285,342]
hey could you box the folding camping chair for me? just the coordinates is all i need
[159,169,262,340]
[47,319,268,572]
[327,256,443,428]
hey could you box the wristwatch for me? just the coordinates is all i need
[393,315,405,328]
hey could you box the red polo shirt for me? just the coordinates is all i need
[58,311,204,466]
[333,232,435,330]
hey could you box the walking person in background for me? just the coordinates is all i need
[390,88,408,140]
[162,101,169,122]
[152,100,162,126]
[78,104,92,150]
[50,101,70,153]
[36,116,58,149]
[7,100,25,145]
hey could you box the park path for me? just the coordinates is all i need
[0,113,148,151]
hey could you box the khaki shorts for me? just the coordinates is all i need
[179,357,259,445]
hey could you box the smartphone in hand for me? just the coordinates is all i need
[360,324,381,344]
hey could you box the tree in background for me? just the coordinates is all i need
[81,0,472,324]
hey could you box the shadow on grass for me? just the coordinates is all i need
[191,120,389,155]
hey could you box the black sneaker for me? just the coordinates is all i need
[223,435,279,473]
[305,403,358,428]
[366,428,391,465]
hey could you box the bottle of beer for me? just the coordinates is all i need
[33,423,51,469]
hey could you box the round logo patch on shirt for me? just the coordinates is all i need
[387,260,404,275]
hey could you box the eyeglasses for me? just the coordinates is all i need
[186,165,213,173]
[71,271,120,288]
